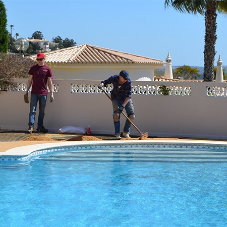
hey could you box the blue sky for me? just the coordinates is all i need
[5,0,227,66]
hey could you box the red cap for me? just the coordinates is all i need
[37,53,45,58]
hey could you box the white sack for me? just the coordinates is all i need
[58,126,86,134]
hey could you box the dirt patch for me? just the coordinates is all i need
[21,135,103,142]
[21,135,179,142]
[67,135,103,141]
[21,136,55,141]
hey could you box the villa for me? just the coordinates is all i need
[28,38,59,52]
[29,44,166,81]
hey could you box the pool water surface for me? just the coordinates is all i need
[1,145,227,227]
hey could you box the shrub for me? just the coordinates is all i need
[0,53,35,91]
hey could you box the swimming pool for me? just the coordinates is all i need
[1,141,227,227]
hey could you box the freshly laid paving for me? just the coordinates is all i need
[0,130,156,153]
[0,130,110,152]
[0,130,114,142]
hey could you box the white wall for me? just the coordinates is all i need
[51,65,156,81]
[130,69,154,80]
[1,79,227,139]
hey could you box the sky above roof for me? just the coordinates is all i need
[5,0,227,67]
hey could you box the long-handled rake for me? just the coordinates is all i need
[100,87,148,140]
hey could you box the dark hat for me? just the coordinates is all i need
[37,53,45,58]
[119,70,129,80]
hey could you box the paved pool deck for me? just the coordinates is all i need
[1,130,227,156]
[0,130,113,153]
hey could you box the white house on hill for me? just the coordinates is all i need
[28,39,59,52]
[29,44,166,81]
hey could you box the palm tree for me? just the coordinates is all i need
[165,0,227,82]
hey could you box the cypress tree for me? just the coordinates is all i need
[0,0,8,53]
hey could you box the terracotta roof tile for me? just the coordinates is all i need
[29,44,164,65]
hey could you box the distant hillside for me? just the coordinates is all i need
[193,66,227,74]
[190,66,227,80]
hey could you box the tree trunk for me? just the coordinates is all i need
[203,0,217,82]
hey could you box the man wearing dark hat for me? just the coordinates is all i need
[24,53,54,133]
[98,70,135,139]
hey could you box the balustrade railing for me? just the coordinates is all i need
[206,86,227,97]
[4,82,227,98]
[0,83,60,93]
[71,84,191,96]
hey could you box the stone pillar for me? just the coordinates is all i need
[216,55,223,82]
[164,52,173,79]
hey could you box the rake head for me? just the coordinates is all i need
[139,132,148,140]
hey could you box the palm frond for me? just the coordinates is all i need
[217,0,227,14]
[165,0,208,14]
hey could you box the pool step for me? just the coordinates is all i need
[42,148,227,162]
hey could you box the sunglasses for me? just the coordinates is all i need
[36,58,44,61]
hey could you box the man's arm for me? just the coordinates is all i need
[121,81,132,107]
[118,97,130,113]
[121,97,130,107]
[26,75,33,93]
[47,77,53,93]
[101,75,115,87]
[48,77,54,102]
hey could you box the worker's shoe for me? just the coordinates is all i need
[122,132,130,138]
[37,126,48,133]
[28,125,33,134]
[115,134,121,139]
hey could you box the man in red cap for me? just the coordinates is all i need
[25,53,54,133]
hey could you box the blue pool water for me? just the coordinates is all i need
[1,145,227,227]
